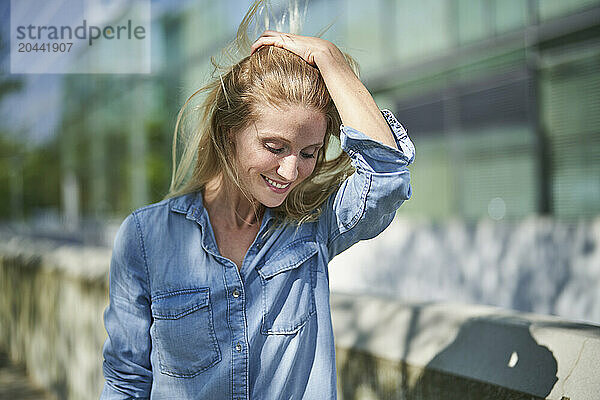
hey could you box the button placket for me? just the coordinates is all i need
[225,264,248,399]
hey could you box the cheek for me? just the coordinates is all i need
[298,160,317,179]
[248,152,280,174]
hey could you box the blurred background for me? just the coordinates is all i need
[0,0,599,397]
[2,0,598,231]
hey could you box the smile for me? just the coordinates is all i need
[262,175,292,192]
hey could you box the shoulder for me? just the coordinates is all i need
[131,191,203,219]
[113,192,204,259]
[115,192,204,243]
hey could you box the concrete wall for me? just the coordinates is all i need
[330,217,600,324]
[1,227,599,399]
[0,235,110,399]
[332,294,600,400]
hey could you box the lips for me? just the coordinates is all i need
[261,175,292,193]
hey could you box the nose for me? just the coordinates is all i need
[277,154,298,181]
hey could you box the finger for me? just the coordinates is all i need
[251,31,281,50]
[250,37,276,55]
[260,30,283,37]
[250,36,290,55]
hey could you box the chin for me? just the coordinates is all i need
[259,196,286,208]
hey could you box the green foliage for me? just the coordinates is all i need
[0,134,60,220]
[145,117,172,203]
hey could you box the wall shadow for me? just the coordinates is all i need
[417,315,558,399]
[335,297,560,400]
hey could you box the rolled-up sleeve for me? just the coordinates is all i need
[320,109,414,260]
[101,213,153,399]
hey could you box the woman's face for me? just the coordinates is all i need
[232,103,327,208]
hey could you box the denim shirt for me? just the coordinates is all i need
[101,110,415,400]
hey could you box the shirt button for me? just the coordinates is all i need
[236,343,242,352]
[232,289,240,298]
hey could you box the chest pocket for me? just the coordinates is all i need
[151,288,221,378]
[257,239,318,335]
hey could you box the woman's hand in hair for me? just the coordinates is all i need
[251,30,397,149]
[250,30,347,70]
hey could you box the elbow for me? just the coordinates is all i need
[403,168,412,200]
[402,181,412,201]
[394,169,412,202]
[102,364,152,399]
[102,346,152,398]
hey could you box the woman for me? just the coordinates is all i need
[101,5,414,400]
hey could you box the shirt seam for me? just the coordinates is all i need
[327,173,372,247]
[132,211,152,294]
[221,269,235,399]
[260,237,317,272]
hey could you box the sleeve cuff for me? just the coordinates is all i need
[381,109,415,164]
[340,109,415,166]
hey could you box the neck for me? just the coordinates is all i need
[203,175,263,229]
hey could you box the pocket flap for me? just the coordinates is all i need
[257,239,319,279]
[151,288,210,320]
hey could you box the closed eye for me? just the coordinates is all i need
[265,144,284,154]
[265,143,318,159]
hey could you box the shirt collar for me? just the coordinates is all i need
[169,190,277,239]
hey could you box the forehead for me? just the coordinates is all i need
[249,103,327,146]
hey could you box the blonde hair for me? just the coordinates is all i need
[165,0,358,225]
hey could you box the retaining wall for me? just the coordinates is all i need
[0,235,109,399]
